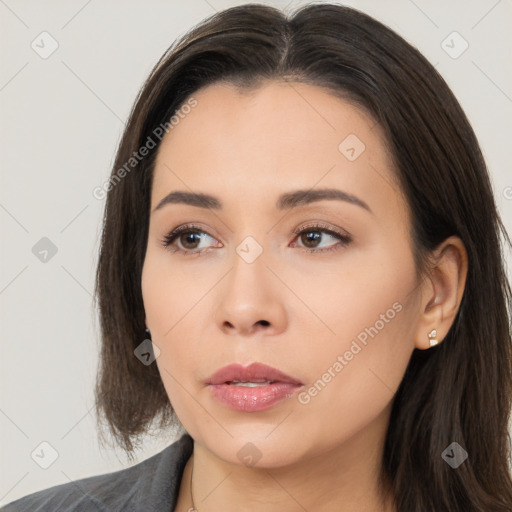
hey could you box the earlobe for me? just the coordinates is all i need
[414,236,468,350]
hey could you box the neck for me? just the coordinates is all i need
[178,408,395,512]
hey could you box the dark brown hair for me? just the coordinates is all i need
[93,3,512,510]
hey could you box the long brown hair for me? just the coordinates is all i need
[93,3,512,510]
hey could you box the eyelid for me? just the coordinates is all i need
[291,221,350,238]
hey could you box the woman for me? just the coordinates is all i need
[3,2,511,511]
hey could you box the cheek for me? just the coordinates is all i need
[293,310,413,454]
[285,238,416,350]
[290,245,417,428]
[141,249,217,398]
[141,247,218,341]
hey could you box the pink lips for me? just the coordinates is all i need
[207,362,303,386]
[206,362,303,412]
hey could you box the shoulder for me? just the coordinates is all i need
[1,433,193,512]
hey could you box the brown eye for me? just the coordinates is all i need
[161,224,219,255]
[177,231,203,250]
[292,223,352,254]
[299,230,323,249]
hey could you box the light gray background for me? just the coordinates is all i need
[1,0,511,505]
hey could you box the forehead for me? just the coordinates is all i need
[151,80,400,215]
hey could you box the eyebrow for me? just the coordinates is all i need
[153,188,372,214]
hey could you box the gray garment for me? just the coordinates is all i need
[1,433,193,512]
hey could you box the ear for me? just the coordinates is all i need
[414,235,468,350]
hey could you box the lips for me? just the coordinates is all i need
[206,363,304,412]
[206,362,303,386]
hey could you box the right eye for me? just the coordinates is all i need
[160,224,221,255]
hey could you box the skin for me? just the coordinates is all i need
[141,81,468,512]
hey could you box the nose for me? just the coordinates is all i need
[213,249,287,337]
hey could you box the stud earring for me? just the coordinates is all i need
[428,329,438,347]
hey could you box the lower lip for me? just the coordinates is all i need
[208,382,302,412]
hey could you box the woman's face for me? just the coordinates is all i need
[141,81,425,467]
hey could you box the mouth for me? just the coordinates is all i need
[226,379,277,387]
[206,362,303,412]
[206,362,303,386]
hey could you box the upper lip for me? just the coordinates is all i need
[206,362,303,386]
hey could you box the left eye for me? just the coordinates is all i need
[292,227,351,252]
[160,223,352,255]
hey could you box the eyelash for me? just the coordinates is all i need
[159,222,352,256]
